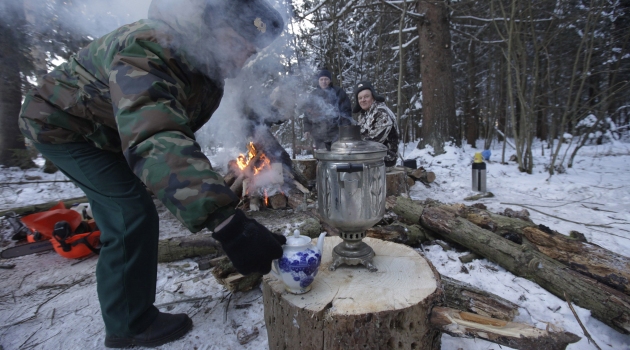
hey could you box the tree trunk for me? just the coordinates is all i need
[0,0,34,168]
[389,196,630,334]
[416,0,459,154]
[262,236,442,350]
[430,306,580,350]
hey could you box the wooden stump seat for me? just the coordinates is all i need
[262,236,442,350]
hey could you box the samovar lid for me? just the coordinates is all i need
[314,125,387,161]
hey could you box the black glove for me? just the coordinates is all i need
[212,209,286,275]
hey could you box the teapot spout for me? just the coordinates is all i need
[317,232,326,253]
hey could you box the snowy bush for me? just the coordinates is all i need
[575,114,619,144]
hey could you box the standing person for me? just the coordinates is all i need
[18,0,286,347]
[303,69,353,150]
[353,81,400,167]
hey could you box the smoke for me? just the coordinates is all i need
[0,0,152,38]
[2,0,322,176]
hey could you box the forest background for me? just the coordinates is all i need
[0,0,629,174]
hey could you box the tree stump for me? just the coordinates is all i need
[262,236,442,350]
[386,170,408,196]
[293,159,318,182]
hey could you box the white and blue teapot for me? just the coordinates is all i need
[271,230,326,294]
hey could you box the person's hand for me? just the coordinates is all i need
[212,210,286,275]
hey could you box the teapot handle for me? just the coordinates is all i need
[270,259,282,280]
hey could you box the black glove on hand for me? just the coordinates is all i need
[212,209,286,275]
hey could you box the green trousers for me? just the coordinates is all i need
[34,142,160,336]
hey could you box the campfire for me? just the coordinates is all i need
[224,141,312,211]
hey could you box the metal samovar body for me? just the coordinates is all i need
[314,126,387,272]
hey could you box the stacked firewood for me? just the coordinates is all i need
[222,157,316,212]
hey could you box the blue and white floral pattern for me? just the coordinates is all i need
[278,248,321,288]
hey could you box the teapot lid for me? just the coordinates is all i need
[285,229,311,246]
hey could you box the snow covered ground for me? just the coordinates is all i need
[1,138,629,350]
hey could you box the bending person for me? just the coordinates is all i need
[18,0,286,347]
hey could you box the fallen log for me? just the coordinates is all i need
[389,196,630,334]
[440,275,519,321]
[430,306,580,350]
[365,222,433,246]
[447,203,630,296]
[157,233,222,263]
[0,196,88,217]
[522,225,630,295]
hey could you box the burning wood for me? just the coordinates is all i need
[225,141,310,211]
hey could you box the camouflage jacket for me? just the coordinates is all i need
[18,18,238,232]
[357,101,400,166]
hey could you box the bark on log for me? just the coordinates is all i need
[389,196,630,334]
[157,233,222,263]
[522,226,630,295]
[430,306,580,350]
[440,275,519,321]
[262,236,442,350]
[365,222,433,246]
[447,203,630,296]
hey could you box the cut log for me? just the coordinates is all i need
[446,203,630,296]
[389,196,630,334]
[440,275,519,321]
[268,193,287,209]
[211,256,262,293]
[385,170,408,196]
[430,306,580,350]
[293,159,317,182]
[157,233,222,263]
[262,236,442,350]
[409,168,436,183]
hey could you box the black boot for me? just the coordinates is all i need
[104,312,193,348]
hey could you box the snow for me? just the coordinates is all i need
[1,138,630,349]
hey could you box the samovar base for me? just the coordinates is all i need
[329,240,377,272]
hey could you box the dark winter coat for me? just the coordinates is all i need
[303,86,353,144]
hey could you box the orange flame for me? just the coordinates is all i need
[236,142,271,175]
